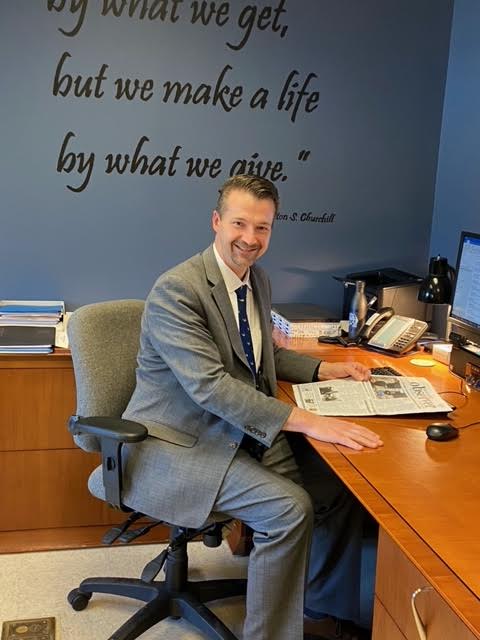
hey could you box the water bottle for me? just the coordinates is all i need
[348,280,368,340]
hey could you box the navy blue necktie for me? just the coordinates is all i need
[235,285,266,461]
[235,284,256,377]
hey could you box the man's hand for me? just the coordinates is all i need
[319,361,370,381]
[283,407,383,451]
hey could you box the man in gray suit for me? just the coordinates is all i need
[122,175,382,640]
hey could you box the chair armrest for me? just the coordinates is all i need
[69,415,148,443]
[68,415,147,509]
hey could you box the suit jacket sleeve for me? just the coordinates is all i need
[273,343,321,383]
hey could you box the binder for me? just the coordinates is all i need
[0,325,55,353]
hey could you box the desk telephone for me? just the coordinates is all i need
[360,308,428,353]
[321,308,428,354]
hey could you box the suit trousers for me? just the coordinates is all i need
[213,432,374,640]
[213,432,313,640]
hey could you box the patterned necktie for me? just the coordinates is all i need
[235,285,265,461]
[235,284,256,377]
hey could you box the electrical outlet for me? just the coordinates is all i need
[1,618,55,640]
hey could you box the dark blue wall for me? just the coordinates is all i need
[430,0,480,266]
[0,1,453,313]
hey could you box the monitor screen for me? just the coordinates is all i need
[450,231,480,338]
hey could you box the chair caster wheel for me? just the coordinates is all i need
[68,588,92,611]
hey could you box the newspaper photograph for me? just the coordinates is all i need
[293,375,453,416]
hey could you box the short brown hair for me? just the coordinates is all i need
[216,175,279,216]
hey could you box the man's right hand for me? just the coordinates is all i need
[283,407,383,451]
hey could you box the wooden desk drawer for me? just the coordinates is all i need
[375,529,477,640]
[373,597,406,640]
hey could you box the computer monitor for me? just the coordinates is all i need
[450,230,480,344]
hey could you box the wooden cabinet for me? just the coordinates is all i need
[374,530,478,640]
[0,352,167,552]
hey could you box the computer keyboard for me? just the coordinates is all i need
[370,366,403,376]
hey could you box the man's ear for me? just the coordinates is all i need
[212,209,221,231]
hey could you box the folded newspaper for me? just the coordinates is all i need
[293,375,452,416]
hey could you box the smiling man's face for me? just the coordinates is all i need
[212,188,275,279]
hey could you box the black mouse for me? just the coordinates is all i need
[426,423,459,441]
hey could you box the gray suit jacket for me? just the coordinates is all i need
[119,245,320,527]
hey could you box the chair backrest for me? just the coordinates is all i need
[67,299,144,452]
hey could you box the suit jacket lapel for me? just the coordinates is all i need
[202,246,248,368]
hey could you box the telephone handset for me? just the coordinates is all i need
[361,307,394,341]
[362,308,428,353]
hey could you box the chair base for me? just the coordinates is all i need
[68,575,247,640]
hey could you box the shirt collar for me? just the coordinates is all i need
[213,244,252,293]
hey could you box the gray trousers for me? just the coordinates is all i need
[213,432,374,640]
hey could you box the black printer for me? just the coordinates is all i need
[337,268,427,321]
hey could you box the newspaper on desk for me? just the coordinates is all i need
[293,375,453,416]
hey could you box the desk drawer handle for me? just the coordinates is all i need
[411,586,433,640]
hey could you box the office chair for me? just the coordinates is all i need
[66,300,246,640]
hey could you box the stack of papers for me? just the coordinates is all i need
[0,300,64,326]
[0,300,65,354]
[271,303,341,338]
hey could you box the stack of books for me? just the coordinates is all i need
[0,300,65,354]
[271,303,341,338]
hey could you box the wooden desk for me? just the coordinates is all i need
[277,339,480,640]
[3,339,480,639]
[0,350,167,553]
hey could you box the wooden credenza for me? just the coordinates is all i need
[0,350,167,553]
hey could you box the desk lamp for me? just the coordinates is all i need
[418,255,455,340]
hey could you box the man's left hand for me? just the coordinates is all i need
[318,361,371,381]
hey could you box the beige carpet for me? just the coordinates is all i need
[0,542,248,639]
